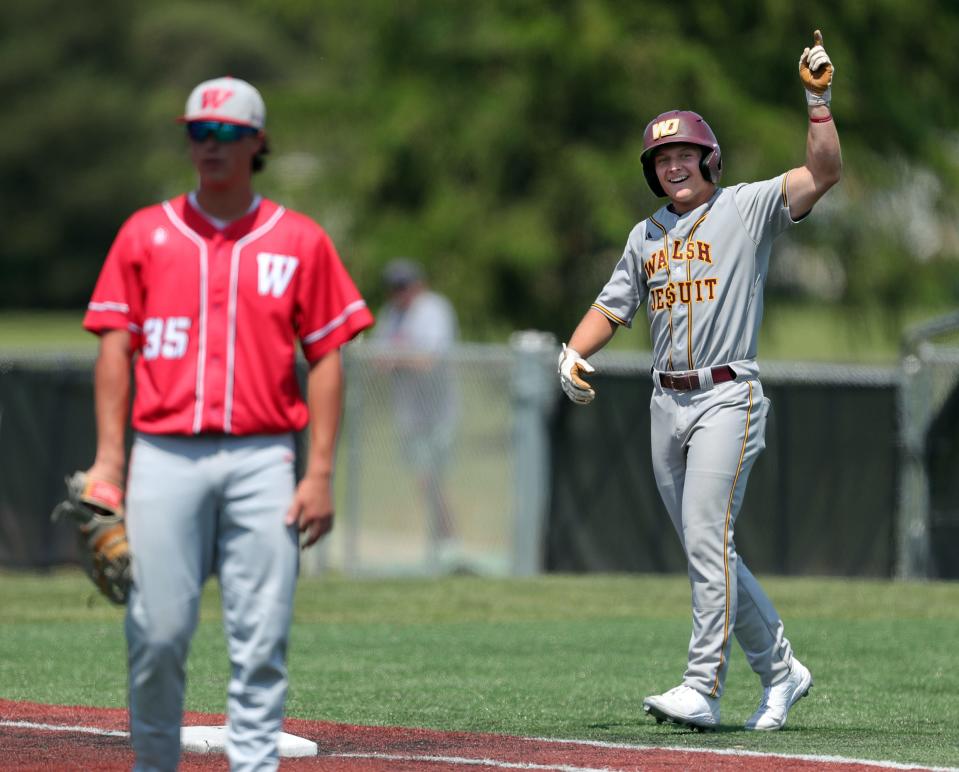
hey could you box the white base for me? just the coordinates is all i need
[180,725,318,757]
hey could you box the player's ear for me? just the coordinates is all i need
[252,133,270,174]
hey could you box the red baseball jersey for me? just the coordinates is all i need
[84,194,374,436]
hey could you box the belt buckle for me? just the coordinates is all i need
[662,372,699,391]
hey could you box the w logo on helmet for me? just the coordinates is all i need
[651,118,681,140]
[201,88,233,109]
[640,110,722,197]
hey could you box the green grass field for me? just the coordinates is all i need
[0,312,98,353]
[2,570,957,767]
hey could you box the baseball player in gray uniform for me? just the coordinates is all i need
[558,32,840,730]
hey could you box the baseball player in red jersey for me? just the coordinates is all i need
[558,33,840,730]
[82,77,373,770]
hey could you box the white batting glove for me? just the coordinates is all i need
[798,30,834,107]
[558,344,596,405]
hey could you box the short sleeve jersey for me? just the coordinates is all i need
[593,174,801,371]
[84,194,375,436]
[374,291,458,354]
[373,290,459,430]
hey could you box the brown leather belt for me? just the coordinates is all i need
[658,365,737,391]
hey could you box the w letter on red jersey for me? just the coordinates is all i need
[257,252,299,297]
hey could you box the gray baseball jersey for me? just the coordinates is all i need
[593,173,805,699]
[373,289,461,559]
[593,174,798,375]
[374,289,459,445]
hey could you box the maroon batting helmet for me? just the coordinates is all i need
[640,110,722,197]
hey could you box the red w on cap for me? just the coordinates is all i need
[201,88,233,110]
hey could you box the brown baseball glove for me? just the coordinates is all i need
[52,472,131,605]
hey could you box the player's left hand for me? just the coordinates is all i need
[51,471,132,604]
[285,474,334,549]
[799,29,833,106]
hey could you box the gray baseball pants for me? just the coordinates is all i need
[650,376,793,698]
[124,432,299,772]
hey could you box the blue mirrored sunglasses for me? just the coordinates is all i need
[186,121,259,143]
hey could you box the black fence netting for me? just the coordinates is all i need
[0,356,312,571]
[927,380,959,579]
[0,353,932,578]
[0,358,100,568]
[547,365,900,577]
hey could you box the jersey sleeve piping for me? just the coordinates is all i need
[84,303,134,335]
[591,302,628,327]
[782,169,812,223]
[88,301,130,313]
[302,299,369,345]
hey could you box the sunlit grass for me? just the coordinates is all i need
[2,570,957,766]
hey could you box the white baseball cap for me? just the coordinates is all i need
[179,77,266,129]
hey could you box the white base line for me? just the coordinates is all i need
[2,720,953,772]
[530,736,959,772]
[0,720,129,738]
[331,754,613,772]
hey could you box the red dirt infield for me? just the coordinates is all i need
[0,698,944,771]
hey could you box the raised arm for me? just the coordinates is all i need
[786,29,842,220]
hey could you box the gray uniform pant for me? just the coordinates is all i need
[650,377,792,698]
[125,433,299,772]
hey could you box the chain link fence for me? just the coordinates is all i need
[548,350,902,577]
[898,311,959,578]
[0,336,558,578]
[305,334,556,577]
[2,319,958,578]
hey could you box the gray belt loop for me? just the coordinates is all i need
[699,366,715,390]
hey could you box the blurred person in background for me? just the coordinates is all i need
[374,258,462,571]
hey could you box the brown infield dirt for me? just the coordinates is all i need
[0,699,942,772]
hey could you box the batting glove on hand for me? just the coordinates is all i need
[799,29,833,107]
[558,343,596,405]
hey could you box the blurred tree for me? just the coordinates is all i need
[0,0,154,308]
[2,0,959,337]
[259,0,959,336]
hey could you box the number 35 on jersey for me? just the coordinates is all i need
[142,317,191,360]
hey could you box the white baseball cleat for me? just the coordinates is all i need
[643,685,720,730]
[745,659,813,731]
